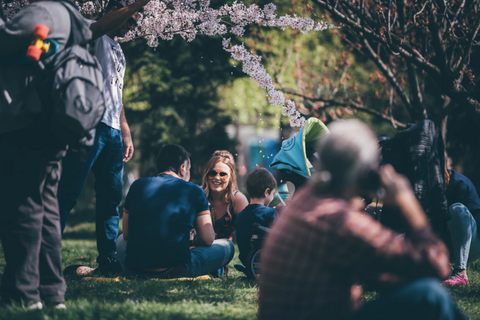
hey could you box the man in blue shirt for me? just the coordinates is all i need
[444,169,480,286]
[116,144,234,278]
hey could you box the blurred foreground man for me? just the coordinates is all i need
[259,120,467,320]
[0,0,90,309]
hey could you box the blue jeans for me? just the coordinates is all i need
[58,123,123,260]
[116,235,235,277]
[448,203,480,270]
[349,278,467,320]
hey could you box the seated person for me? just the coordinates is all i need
[201,150,249,275]
[116,144,234,278]
[259,120,464,320]
[444,167,480,286]
[235,168,278,266]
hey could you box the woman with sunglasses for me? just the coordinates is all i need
[201,151,249,275]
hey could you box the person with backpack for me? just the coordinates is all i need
[58,0,150,275]
[0,0,92,309]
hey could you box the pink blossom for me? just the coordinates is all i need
[3,0,333,128]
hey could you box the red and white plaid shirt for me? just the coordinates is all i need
[259,185,450,320]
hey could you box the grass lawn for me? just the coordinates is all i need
[0,222,479,319]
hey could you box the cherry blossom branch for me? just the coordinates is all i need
[222,38,306,127]
[3,0,334,128]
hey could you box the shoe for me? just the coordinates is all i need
[54,303,67,310]
[27,301,43,310]
[234,264,247,273]
[444,271,469,286]
[64,264,96,277]
[96,254,123,275]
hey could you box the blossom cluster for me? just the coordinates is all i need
[222,38,306,127]
[2,0,333,128]
[122,0,332,44]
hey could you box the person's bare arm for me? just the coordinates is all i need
[233,191,249,216]
[122,208,129,240]
[194,212,215,247]
[120,107,134,162]
[90,0,150,40]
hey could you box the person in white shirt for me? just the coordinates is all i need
[58,0,147,274]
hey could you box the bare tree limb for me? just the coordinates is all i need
[277,86,406,128]
[427,4,448,76]
[406,63,426,119]
[313,0,442,78]
[362,38,415,119]
[305,96,406,128]
[453,18,480,77]
[445,0,465,38]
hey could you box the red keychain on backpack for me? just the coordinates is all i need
[26,25,50,61]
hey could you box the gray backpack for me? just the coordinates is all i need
[0,2,105,148]
[47,2,105,148]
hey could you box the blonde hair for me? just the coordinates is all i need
[212,150,235,165]
[444,165,451,190]
[202,152,238,223]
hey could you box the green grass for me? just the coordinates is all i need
[0,223,479,319]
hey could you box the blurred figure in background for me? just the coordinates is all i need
[259,120,465,320]
[444,167,480,286]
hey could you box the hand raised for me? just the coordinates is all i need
[380,164,412,205]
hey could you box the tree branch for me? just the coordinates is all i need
[406,62,426,119]
[362,38,415,119]
[453,18,480,77]
[278,87,406,128]
[427,4,448,77]
[314,0,442,78]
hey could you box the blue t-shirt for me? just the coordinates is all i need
[447,170,480,223]
[234,204,277,265]
[125,174,209,271]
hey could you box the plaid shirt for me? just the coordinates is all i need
[259,185,450,320]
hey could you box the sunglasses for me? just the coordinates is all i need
[207,170,229,180]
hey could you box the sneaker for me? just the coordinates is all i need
[54,303,67,310]
[64,264,96,277]
[27,301,43,310]
[96,254,123,275]
[444,271,469,286]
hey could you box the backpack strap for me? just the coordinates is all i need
[59,1,93,47]
[0,5,6,22]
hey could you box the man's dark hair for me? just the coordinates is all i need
[246,168,277,198]
[104,0,124,15]
[155,144,190,174]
